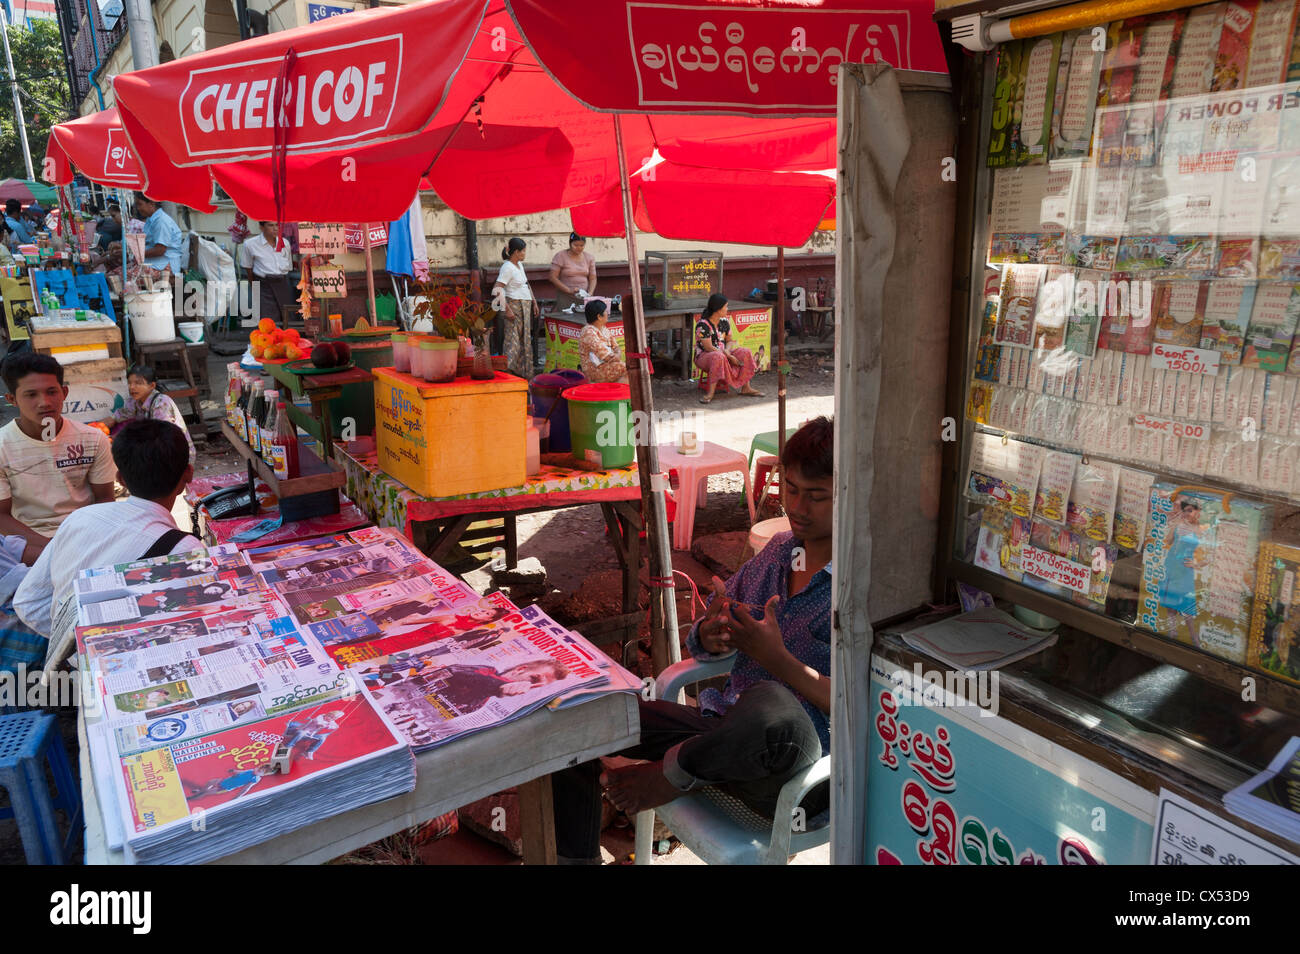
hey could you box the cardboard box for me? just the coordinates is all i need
[373,367,527,498]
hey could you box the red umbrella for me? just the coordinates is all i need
[44,108,215,208]
[110,0,940,242]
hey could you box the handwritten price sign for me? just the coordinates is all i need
[310,265,347,299]
[1133,413,1209,441]
[298,223,345,257]
[1149,343,1220,376]
[1021,545,1091,594]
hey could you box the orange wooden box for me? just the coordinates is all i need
[373,366,527,498]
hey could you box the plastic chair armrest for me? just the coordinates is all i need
[767,755,832,861]
[654,653,737,702]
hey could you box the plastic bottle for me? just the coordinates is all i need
[226,367,241,429]
[270,402,299,480]
[247,381,265,454]
[260,389,279,462]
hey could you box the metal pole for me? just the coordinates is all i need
[122,0,160,70]
[363,224,377,323]
[0,8,35,181]
[777,247,787,460]
[613,114,681,671]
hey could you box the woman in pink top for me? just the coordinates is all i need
[549,232,597,311]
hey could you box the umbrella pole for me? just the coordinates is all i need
[777,247,787,461]
[364,224,377,323]
[613,114,681,672]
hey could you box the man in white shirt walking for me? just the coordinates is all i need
[239,221,296,327]
[16,418,202,668]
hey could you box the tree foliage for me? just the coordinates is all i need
[0,20,70,180]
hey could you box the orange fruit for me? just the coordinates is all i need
[250,345,265,359]
[285,344,303,360]
[283,328,300,341]
[266,343,285,359]
[258,318,276,334]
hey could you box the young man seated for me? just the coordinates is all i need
[552,416,834,863]
[15,418,203,667]
[0,352,116,571]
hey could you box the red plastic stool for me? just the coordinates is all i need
[752,455,781,510]
[697,368,731,394]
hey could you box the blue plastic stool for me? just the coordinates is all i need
[0,711,82,864]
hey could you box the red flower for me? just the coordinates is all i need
[439,299,460,321]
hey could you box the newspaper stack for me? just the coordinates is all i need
[76,544,415,865]
[243,529,640,750]
[1224,737,1300,844]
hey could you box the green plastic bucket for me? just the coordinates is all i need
[563,382,635,468]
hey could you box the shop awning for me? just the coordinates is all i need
[108,0,941,244]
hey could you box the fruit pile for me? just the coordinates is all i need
[249,318,307,361]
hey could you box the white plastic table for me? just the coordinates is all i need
[659,441,756,551]
[78,691,639,865]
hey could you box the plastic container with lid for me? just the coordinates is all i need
[422,339,459,383]
[563,381,635,468]
[526,419,541,475]
[391,332,410,374]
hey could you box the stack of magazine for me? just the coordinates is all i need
[77,528,638,861]
[243,529,641,751]
[76,542,414,864]
[1224,737,1300,844]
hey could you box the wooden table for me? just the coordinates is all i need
[78,689,639,864]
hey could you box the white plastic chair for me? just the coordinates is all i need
[633,654,831,865]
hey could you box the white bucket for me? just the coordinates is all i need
[746,516,791,561]
[126,291,174,343]
[178,321,205,343]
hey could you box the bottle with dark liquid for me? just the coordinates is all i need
[234,374,250,442]
[247,381,265,455]
[260,388,279,463]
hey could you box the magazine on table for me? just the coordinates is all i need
[346,608,610,750]
[77,544,251,595]
[514,604,644,705]
[320,592,518,666]
[894,607,1059,670]
[1224,736,1300,843]
[109,687,413,863]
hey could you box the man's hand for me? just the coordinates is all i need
[724,595,789,672]
[697,576,735,655]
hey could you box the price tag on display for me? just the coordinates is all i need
[1020,545,1091,594]
[1149,343,1220,376]
[1133,413,1209,440]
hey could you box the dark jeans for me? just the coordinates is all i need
[553,681,825,862]
[256,274,294,325]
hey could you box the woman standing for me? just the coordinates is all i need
[549,232,597,311]
[493,237,537,379]
[577,300,627,384]
[695,293,762,404]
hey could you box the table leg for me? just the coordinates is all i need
[311,396,333,458]
[742,467,756,525]
[421,516,474,564]
[518,774,557,865]
[680,315,691,381]
[504,513,518,570]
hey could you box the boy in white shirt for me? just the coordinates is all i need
[0,353,116,568]
[16,418,202,666]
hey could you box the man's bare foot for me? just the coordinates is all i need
[600,762,683,814]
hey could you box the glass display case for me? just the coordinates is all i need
[947,2,1300,724]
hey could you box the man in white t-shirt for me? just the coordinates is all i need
[0,353,116,569]
[239,221,296,327]
[17,418,202,667]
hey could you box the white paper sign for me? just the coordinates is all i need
[1020,544,1092,594]
[1152,789,1300,866]
[1150,343,1221,375]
